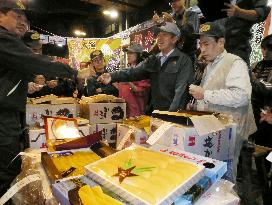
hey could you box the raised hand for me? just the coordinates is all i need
[97,73,112,84]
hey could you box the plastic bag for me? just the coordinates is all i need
[194,180,240,205]
[11,149,58,205]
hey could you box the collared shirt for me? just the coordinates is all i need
[201,50,251,108]
[158,49,175,66]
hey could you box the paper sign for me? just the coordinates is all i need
[0,174,41,205]
[117,128,135,150]
[266,152,272,163]
[190,115,225,136]
[147,122,173,145]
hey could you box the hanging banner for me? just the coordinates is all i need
[130,27,155,52]
[67,38,122,71]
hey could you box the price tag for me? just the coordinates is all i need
[147,122,173,145]
[0,174,41,205]
[117,128,135,150]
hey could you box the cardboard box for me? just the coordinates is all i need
[85,145,205,205]
[80,103,126,124]
[26,104,77,126]
[28,125,91,150]
[116,123,148,150]
[151,118,236,162]
[28,128,47,149]
[89,123,117,147]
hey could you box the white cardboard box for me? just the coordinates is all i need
[80,103,126,124]
[26,104,77,126]
[89,123,117,147]
[116,123,148,150]
[151,118,237,162]
[28,124,91,149]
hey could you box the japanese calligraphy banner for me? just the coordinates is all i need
[130,27,155,52]
[67,38,122,71]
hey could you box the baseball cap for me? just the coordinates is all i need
[123,43,143,53]
[153,22,181,38]
[90,50,104,61]
[0,0,26,11]
[194,22,225,38]
[22,30,41,47]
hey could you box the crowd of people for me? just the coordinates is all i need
[0,0,272,204]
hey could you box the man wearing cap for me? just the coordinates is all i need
[118,43,150,117]
[98,22,193,112]
[84,50,119,97]
[23,30,42,54]
[153,0,199,63]
[188,22,256,183]
[0,0,90,197]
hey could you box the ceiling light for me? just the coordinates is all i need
[103,9,119,19]
[74,30,86,36]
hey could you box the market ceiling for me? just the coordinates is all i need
[25,0,159,37]
[25,0,228,38]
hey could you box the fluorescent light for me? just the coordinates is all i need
[74,30,82,35]
[74,30,86,36]
[103,10,110,15]
[103,9,118,19]
[110,10,118,18]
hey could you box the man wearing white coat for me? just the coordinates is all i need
[189,22,256,183]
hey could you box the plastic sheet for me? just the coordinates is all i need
[194,179,240,205]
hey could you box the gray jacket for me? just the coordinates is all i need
[111,48,193,111]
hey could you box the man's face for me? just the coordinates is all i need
[170,0,186,12]
[34,75,46,85]
[199,35,224,62]
[127,52,137,66]
[156,31,178,53]
[16,13,29,37]
[261,47,272,60]
[91,56,105,71]
[0,10,18,33]
[31,43,42,54]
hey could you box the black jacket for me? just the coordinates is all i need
[111,48,193,111]
[84,71,119,97]
[0,27,77,111]
[174,10,199,63]
[217,0,270,64]
[252,60,272,119]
